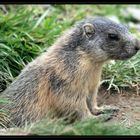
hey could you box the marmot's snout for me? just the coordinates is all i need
[119,36,140,60]
[126,38,140,56]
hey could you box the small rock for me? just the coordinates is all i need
[122,112,125,115]
[126,7,140,21]
[128,22,136,28]
[128,22,140,31]
[107,60,116,65]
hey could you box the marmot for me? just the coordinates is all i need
[1,17,140,127]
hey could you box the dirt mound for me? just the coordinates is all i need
[98,87,140,127]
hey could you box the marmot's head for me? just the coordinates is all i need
[74,17,140,61]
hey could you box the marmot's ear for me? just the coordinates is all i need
[83,23,95,38]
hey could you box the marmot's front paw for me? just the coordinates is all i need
[92,105,119,115]
[100,105,119,113]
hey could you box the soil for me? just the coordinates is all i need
[98,87,140,127]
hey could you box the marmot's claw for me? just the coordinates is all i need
[101,105,119,114]
[92,105,119,115]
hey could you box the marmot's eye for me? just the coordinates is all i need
[108,33,119,41]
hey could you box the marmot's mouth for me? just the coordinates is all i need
[110,51,137,60]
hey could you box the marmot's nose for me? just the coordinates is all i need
[135,46,139,51]
[135,39,140,51]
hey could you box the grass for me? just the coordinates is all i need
[2,116,140,135]
[102,52,140,92]
[2,114,140,135]
[1,4,140,135]
[28,117,140,135]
